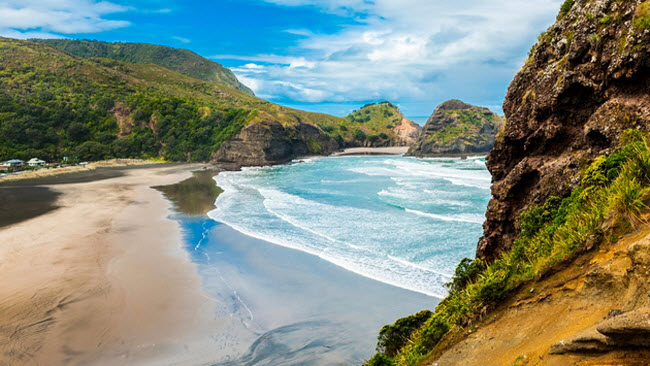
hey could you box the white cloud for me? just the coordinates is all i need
[172,36,191,43]
[0,0,130,38]
[228,0,563,116]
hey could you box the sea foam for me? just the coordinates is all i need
[208,155,490,297]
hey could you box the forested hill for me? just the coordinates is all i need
[33,39,254,95]
[0,37,397,164]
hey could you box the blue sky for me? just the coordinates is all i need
[0,0,563,121]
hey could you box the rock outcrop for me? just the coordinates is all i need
[345,101,422,147]
[213,120,339,167]
[478,0,650,261]
[393,116,422,146]
[406,99,504,157]
[550,307,650,354]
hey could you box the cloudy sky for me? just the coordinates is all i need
[0,0,563,121]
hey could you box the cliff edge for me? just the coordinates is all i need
[479,0,650,261]
[365,1,650,365]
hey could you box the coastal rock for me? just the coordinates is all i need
[478,0,650,261]
[345,101,422,147]
[549,326,615,354]
[597,307,650,347]
[405,99,504,157]
[213,120,339,166]
[393,116,422,146]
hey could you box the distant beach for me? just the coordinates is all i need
[331,146,409,156]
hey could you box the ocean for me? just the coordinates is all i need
[173,155,492,364]
[209,155,491,298]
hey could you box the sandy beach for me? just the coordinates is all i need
[331,146,409,156]
[0,161,439,365]
[0,165,218,365]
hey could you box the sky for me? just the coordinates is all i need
[0,0,563,121]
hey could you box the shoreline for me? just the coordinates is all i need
[0,164,217,365]
[330,146,409,156]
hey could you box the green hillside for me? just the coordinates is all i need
[344,101,415,146]
[33,39,254,95]
[0,37,398,163]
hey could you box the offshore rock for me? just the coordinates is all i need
[406,99,504,157]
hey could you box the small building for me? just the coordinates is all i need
[4,159,24,167]
[27,158,46,167]
[0,163,9,172]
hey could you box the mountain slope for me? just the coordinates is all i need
[406,99,504,157]
[344,101,421,146]
[0,37,397,165]
[33,39,254,95]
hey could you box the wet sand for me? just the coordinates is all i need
[0,187,61,229]
[177,218,438,365]
[0,164,218,365]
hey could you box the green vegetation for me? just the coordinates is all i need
[599,14,613,26]
[344,101,403,143]
[0,38,256,162]
[376,310,433,358]
[427,109,495,146]
[33,39,254,94]
[634,1,650,30]
[366,130,650,365]
[0,37,369,162]
[558,0,575,19]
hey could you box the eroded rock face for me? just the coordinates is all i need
[550,307,650,354]
[406,99,504,157]
[478,0,650,261]
[393,117,422,146]
[213,120,339,167]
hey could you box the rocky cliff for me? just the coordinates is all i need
[479,0,650,261]
[364,1,650,365]
[406,99,504,157]
[213,118,340,167]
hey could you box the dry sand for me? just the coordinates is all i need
[330,146,409,156]
[0,165,218,365]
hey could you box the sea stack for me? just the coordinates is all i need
[406,99,504,157]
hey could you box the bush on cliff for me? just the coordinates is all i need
[376,310,432,357]
[368,131,650,365]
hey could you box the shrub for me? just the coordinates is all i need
[306,138,322,153]
[634,1,650,30]
[364,353,396,366]
[557,0,574,19]
[445,258,486,293]
[368,135,380,143]
[354,129,367,141]
[74,141,109,161]
[377,310,432,357]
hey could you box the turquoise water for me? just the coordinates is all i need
[209,155,491,297]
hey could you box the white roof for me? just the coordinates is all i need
[28,158,46,163]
